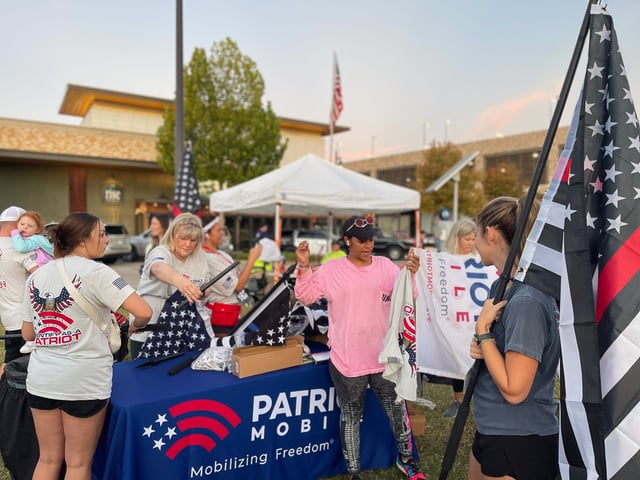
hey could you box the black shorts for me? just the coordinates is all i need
[472,431,559,480]
[27,393,108,418]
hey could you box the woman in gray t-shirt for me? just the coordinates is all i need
[467,197,560,480]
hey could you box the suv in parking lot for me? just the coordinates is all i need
[337,228,413,260]
[102,224,132,263]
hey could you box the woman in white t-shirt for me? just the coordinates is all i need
[202,216,262,335]
[129,213,212,358]
[22,212,152,480]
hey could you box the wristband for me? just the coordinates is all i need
[474,332,494,346]
[297,264,310,270]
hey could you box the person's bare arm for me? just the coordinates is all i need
[235,244,262,292]
[150,262,202,303]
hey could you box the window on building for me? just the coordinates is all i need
[485,149,546,184]
[376,166,416,187]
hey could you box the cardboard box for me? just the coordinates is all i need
[231,336,304,378]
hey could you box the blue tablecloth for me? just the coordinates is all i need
[92,356,398,479]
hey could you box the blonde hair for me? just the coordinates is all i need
[445,218,476,254]
[161,213,203,252]
[18,210,45,234]
[476,196,539,261]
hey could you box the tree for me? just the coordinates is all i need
[157,37,287,185]
[483,162,524,200]
[412,143,486,218]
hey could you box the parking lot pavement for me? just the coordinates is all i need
[110,260,143,289]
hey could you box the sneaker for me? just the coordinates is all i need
[396,456,426,480]
[443,400,460,418]
[350,475,361,480]
[19,341,35,354]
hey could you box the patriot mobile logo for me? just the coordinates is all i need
[143,399,241,459]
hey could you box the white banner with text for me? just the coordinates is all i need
[414,250,498,379]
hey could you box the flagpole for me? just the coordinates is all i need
[437,1,597,478]
[174,0,184,179]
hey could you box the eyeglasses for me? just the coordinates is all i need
[345,217,372,233]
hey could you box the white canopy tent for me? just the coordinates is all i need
[209,153,421,252]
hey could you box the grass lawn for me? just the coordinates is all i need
[1,323,475,480]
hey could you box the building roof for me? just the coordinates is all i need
[1,83,349,168]
[59,84,172,117]
[0,117,158,166]
[59,84,349,135]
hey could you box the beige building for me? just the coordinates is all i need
[0,84,347,234]
[342,127,569,235]
[344,128,569,186]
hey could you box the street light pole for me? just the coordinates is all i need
[174,0,184,178]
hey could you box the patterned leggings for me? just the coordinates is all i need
[329,361,413,475]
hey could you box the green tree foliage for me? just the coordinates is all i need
[483,162,524,200]
[412,143,486,218]
[157,37,287,185]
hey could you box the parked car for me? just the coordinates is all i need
[338,228,413,261]
[129,227,153,260]
[44,221,58,240]
[102,224,133,263]
[280,229,296,251]
[371,230,413,260]
[293,229,338,256]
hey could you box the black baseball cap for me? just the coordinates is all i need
[342,216,376,242]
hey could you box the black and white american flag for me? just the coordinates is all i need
[138,289,210,359]
[241,281,291,347]
[172,139,202,216]
[515,7,640,479]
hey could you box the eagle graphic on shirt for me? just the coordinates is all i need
[28,279,82,346]
[29,281,74,313]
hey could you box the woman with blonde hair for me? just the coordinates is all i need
[129,213,212,359]
[444,218,477,257]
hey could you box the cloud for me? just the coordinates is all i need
[468,88,557,140]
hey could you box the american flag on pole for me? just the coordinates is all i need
[138,290,211,359]
[516,6,640,479]
[330,52,343,128]
[172,139,202,216]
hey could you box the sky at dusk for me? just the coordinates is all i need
[2,0,639,162]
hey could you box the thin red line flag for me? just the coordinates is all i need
[516,6,640,479]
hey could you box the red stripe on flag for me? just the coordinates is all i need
[561,157,572,183]
[596,226,640,321]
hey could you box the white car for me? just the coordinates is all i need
[102,224,133,263]
[293,229,337,256]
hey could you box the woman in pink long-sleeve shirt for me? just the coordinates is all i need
[294,216,425,480]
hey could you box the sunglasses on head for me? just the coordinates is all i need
[346,217,373,233]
